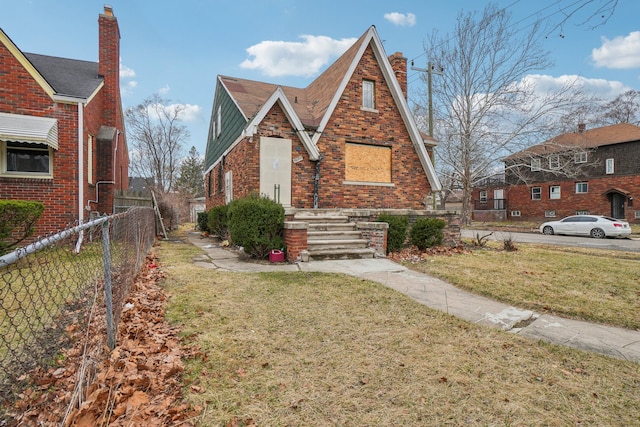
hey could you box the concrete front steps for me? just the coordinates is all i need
[293,212,376,261]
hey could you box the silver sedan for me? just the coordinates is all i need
[539,215,631,239]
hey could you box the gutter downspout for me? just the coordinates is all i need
[75,102,85,253]
[313,155,323,209]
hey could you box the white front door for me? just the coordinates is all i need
[260,137,292,206]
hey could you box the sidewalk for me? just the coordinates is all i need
[187,232,640,363]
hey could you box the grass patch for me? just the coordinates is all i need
[158,234,640,426]
[406,242,640,330]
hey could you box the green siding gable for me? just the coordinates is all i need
[204,80,248,170]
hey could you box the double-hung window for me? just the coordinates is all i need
[362,80,375,110]
[530,158,541,171]
[549,185,561,199]
[606,158,614,174]
[575,182,588,194]
[531,186,541,200]
[549,154,560,170]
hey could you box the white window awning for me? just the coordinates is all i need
[0,112,58,150]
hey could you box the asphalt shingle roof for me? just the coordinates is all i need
[24,53,103,99]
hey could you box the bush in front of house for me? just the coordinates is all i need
[409,217,446,250]
[197,211,209,233]
[207,204,229,239]
[227,194,284,259]
[0,200,45,255]
[377,214,408,253]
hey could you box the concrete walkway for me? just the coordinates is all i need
[187,232,640,363]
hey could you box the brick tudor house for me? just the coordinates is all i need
[0,6,128,236]
[203,26,454,261]
[473,123,640,223]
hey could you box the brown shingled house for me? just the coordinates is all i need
[203,26,441,212]
[473,123,640,222]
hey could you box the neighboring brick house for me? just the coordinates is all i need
[473,123,640,222]
[203,26,441,211]
[0,6,129,236]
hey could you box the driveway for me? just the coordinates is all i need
[461,228,640,252]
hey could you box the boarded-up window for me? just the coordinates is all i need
[345,143,391,183]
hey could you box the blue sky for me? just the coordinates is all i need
[2,0,639,158]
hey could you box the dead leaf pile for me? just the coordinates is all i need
[7,251,201,426]
[387,245,470,264]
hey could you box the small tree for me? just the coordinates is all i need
[176,146,205,197]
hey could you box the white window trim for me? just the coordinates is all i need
[575,182,588,194]
[510,210,521,217]
[531,186,541,200]
[362,80,375,110]
[549,154,560,170]
[606,158,614,174]
[1,140,53,179]
[574,152,587,164]
[545,210,556,218]
[216,106,222,137]
[530,158,541,171]
[224,170,233,204]
[88,134,94,185]
[550,185,561,199]
[479,190,487,202]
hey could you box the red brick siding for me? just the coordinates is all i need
[316,45,430,209]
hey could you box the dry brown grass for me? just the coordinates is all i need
[405,242,640,330]
[158,236,640,426]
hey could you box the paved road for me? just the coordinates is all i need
[461,228,640,252]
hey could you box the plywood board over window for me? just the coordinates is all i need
[345,142,391,183]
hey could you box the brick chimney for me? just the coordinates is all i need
[389,52,407,100]
[577,123,586,134]
[99,5,121,128]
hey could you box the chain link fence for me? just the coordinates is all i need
[0,207,156,402]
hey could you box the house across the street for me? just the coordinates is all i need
[0,6,129,236]
[473,123,640,223]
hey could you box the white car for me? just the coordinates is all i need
[539,215,631,239]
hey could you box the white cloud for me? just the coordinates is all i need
[240,35,357,77]
[119,58,136,78]
[119,58,137,96]
[592,31,640,69]
[158,84,170,95]
[524,74,629,100]
[384,12,416,27]
[147,103,202,123]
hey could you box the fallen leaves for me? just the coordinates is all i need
[6,251,202,426]
[387,245,470,264]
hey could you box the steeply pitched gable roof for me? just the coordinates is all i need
[216,26,441,191]
[505,123,640,160]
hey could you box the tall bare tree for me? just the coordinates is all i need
[418,4,590,224]
[601,90,640,125]
[126,94,190,194]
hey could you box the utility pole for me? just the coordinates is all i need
[411,61,444,136]
[411,60,443,209]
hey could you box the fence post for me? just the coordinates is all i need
[101,219,116,350]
